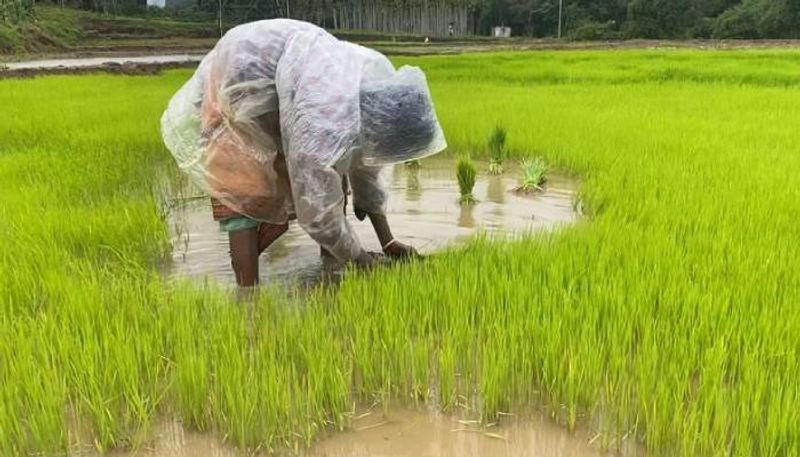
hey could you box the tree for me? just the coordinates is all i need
[625,0,698,38]
[1,0,34,24]
[713,0,800,39]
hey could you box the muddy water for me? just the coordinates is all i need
[166,158,578,287]
[95,408,639,457]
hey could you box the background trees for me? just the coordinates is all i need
[17,0,800,39]
[2,0,35,24]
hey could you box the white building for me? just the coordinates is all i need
[492,26,511,38]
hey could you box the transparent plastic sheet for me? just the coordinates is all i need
[359,66,447,166]
[162,19,446,261]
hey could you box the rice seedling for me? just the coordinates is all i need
[5,47,800,457]
[456,156,477,204]
[516,157,548,192]
[487,125,507,175]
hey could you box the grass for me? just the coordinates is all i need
[456,156,478,204]
[2,48,800,456]
[516,157,548,192]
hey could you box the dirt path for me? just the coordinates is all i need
[0,54,204,78]
[2,54,204,70]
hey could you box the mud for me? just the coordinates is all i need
[85,408,641,457]
[166,157,578,288]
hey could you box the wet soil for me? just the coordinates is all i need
[165,158,578,288]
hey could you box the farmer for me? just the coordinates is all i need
[161,19,447,286]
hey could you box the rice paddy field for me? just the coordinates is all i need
[2,48,800,456]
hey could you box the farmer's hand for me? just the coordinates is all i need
[354,250,391,270]
[382,240,420,260]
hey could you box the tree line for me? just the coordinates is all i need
[4,0,800,39]
[1,0,34,24]
[279,1,472,36]
[448,0,800,39]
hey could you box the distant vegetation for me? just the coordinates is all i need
[285,0,800,39]
[3,0,800,53]
[0,6,217,54]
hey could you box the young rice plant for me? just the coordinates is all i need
[516,157,548,192]
[487,125,507,175]
[456,156,477,204]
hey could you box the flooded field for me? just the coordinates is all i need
[166,158,578,287]
[8,49,800,457]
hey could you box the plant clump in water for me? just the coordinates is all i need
[516,157,548,193]
[487,125,507,175]
[405,159,421,169]
[457,156,477,204]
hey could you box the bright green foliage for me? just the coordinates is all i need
[4,48,800,456]
[487,125,506,175]
[456,156,477,204]
[517,157,547,192]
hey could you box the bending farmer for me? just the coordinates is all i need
[161,19,447,286]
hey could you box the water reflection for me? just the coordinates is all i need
[458,203,476,228]
[486,174,506,204]
[405,166,421,202]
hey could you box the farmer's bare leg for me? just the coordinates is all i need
[229,223,289,287]
[229,228,260,287]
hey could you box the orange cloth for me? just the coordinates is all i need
[201,70,294,222]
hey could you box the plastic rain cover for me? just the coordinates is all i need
[161,19,446,261]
